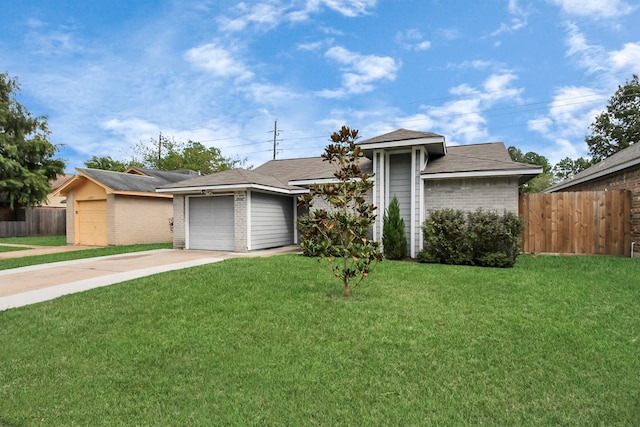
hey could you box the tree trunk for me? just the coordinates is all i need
[343,282,351,297]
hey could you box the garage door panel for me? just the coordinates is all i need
[77,200,108,246]
[188,196,234,251]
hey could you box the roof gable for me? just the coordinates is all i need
[547,142,640,192]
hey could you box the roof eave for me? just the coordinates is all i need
[545,157,640,192]
[421,167,543,181]
[156,183,307,195]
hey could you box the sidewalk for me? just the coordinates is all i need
[0,246,299,311]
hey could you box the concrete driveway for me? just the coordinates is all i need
[0,246,299,311]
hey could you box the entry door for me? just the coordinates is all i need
[188,196,234,250]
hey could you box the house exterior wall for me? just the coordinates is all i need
[65,191,75,244]
[423,177,519,215]
[112,195,173,245]
[234,191,248,252]
[250,191,294,250]
[172,194,186,249]
[553,167,640,246]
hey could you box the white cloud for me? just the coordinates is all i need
[564,23,607,73]
[395,29,431,51]
[184,43,254,80]
[218,2,284,32]
[318,46,399,98]
[549,0,635,18]
[609,42,640,73]
[289,0,377,21]
[527,86,605,162]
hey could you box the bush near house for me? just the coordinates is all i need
[419,209,523,268]
[382,195,408,260]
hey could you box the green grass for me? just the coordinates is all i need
[1,255,638,425]
[0,243,172,271]
[0,245,30,253]
[0,235,67,246]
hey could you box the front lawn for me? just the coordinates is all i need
[1,255,638,425]
[0,235,67,246]
[0,243,173,271]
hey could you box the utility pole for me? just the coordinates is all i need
[158,131,162,164]
[273,120,278,160]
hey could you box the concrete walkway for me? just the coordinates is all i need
[0,246,299,311]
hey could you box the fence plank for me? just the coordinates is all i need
[519,191,630,256]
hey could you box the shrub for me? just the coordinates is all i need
[382,195,408,260]
[419,209,523,268]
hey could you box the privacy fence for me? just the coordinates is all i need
[0,207,66,237]
[519,190,632,257]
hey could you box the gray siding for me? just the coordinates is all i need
[250,191,294,250]
[188,195,235,251]
[388,153,412,245]
[424,177,519,214]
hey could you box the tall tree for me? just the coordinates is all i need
[84,155,138,172]
[586,74,640,162]
[0,72,65,213]
[507,146,553,193]
[552,156,592,181]
[135,135,245,174]
[298,126,383,297]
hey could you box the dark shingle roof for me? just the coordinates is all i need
[253,156,373,182]
[422,142,541,174]
[359,128,443,145]
[157,168,299,191]
[78,168,192,193]
[546,142,640,192]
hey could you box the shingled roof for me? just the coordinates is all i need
[253,156,373,182]
[422,142,541,184]
[359,129,443,144]
[157,168,304,193]
[546,142,640,192]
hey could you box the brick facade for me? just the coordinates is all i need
[424,176,520,214]
[557,167,640,246]
[111,195,173,245]
[172,195,185,249]
[234,191,248,252]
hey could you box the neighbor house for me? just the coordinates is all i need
[54,167,199,246]
[545,142,640,250]
[157,129,541,257]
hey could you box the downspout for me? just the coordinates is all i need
[632,242,636,258]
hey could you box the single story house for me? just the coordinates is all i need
[157,129,541,257]
[54,167,199,246]
[545,142,640,249]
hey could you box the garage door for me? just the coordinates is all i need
[77,200,108,246]
[188,196,234,251]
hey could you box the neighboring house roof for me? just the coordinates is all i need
[54,167,194,197]
[422,142,542,184]
[125,166,201,179]
[51,174,75,192]
[156,168,306,194]
[546,142,640,192]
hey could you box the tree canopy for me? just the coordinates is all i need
[134,135,246,174]
[0,72,65,210]
[552,156,592,181]
[507,146,553,193]
[84,155,138,172]
[586,74,640,163]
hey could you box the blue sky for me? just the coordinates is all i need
[2,0,640,172]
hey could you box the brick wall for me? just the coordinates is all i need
[558,167,640,245]
[424,176,519,214]
[172,194,185,249]
[112,195,174,245]
[65,192,75,244]
[234,191,248,252]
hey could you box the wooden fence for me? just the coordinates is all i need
[0,207,66,237]
[519,191,632,256]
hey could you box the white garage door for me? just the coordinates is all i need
[188,196,234,251]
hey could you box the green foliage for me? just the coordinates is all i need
[0,72,65,211]
[507,145,553,193]
[134,136,246,174]
[84,155,139,172]
[553,156,592,181]
[297,126,383,297]
[419,209,523,268]
[586,74,640,163]
[382,195,408,260]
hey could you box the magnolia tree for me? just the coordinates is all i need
[297,126,383,297]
